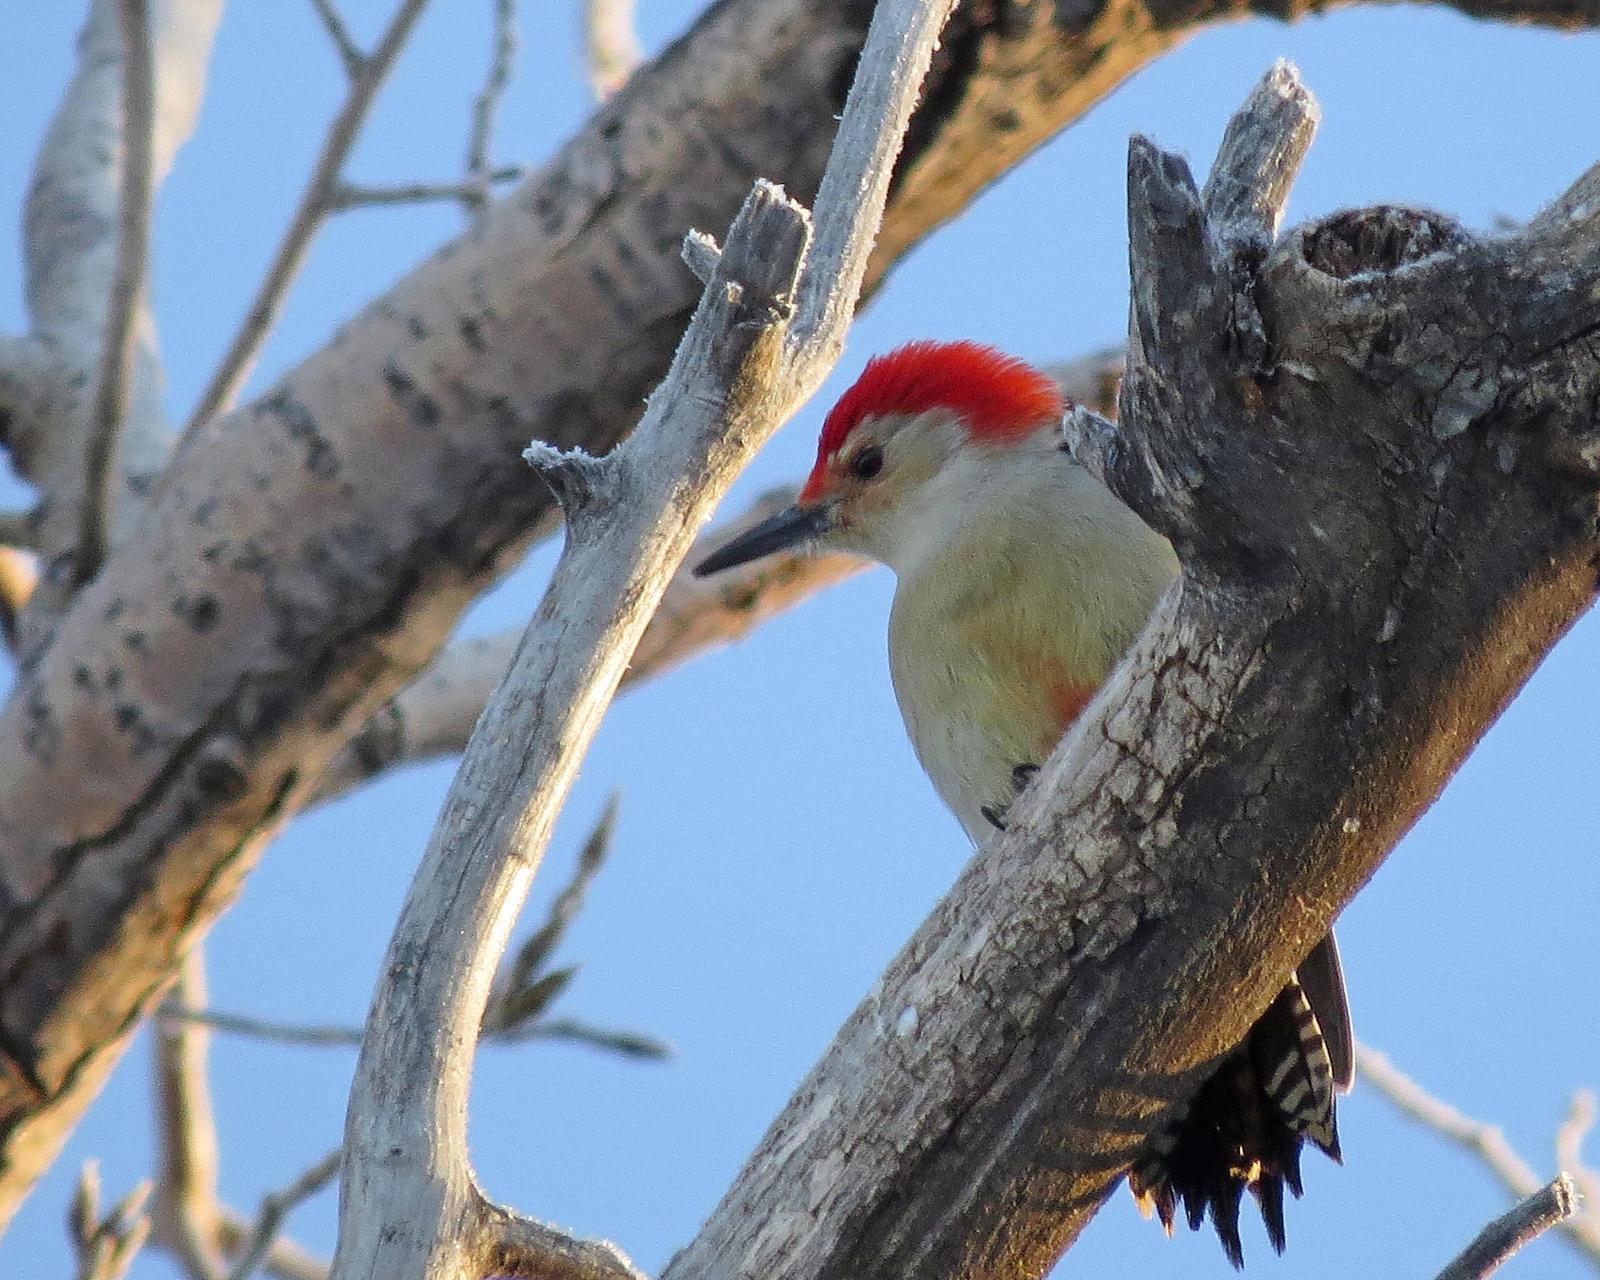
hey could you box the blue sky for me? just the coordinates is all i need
[2,2,1599,1278]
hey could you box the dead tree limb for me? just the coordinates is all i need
[5,0,222,634]
[1,0,1597,1231]
[329,0,955,1272]
[1434,1178,1578,1280]
[655,63,1600,1278]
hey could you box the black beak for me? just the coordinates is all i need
[693,503,833,576]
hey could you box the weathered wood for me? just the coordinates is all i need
[327,0,954,1273]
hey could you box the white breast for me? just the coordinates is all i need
[883,444,1177,844]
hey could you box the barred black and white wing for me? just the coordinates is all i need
[1127,932,1354,1268]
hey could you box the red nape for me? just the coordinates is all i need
[818,341,1064,461]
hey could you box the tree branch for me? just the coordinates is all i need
[461,0,518,219]
[78,0,156,584]
[150,950,227,1280]
[68,1163,151,1280]
[1359,1045,1600,1266]
[9,0,222,634]
[584,0,641,99]
[327,0,954,1274]
[327,171,522,211]
[307,0,366,79]
[181,0,432,432]
[310,487,863,804]
[225,1149,342,1280]
[1435,1178,1578,1280]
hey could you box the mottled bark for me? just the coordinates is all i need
[0,0,1595,1236]
[659,65,1600,1279]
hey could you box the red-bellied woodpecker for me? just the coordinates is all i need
[695,339,1354,1267]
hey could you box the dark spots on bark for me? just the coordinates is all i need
[114,704,137,732]
[174,593,220,633]
[262,388,340,479]
[459,315,486,352]
[533,191,564,236]
[72,665,90,688]
[382,359,443,430]
[21,680,61,760]
[105,668,121,692]
[102,597,125,623]
[201,541,229,564]
[1053,0,1106,32]
[192,497,218,526]
[122,630,146,653]
[587,264,631,320]
[194,754,247,803]
[406,314,429,340]
[991,107,1023,133]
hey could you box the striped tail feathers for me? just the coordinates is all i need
[1127,934,1353,1268]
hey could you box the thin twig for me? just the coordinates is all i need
[1358,1044,1545,1192]
[159,1006,364,1047]
[69,1162,153,1280]
[225,1149,342,1280]
[1434,1177,1577,1280]
[183,0,431,434]
[80,0,156,583]
[462,0,518,218]
[214,1211,328,1280]
[308,0,366,77]
[328,170,522,211]
[1358,1044,1600,1265]
[151,948,227,1280]
[505,1017,672,1059]
[584,0,642,99]
[310,487,864,806]
[484,797,617,1033]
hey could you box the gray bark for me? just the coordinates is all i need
[329,0,955,1272]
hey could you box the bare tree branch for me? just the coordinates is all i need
[212,1214,328,1280]
[68,1163,151,1280]
[584,0,641,99]
[150,949,227,1280]
[328,0,954,1272]
[8,0,222,635]
[1435,1178,1578,1280]
[328,171,522,211]
[311,487,863,804]
[78,0,157,584]
[1559,1092,1600,1233]
[462,0,518,218]
[307,0,365,79]
[226,1149,342,1280]
[1359,1045,1600,1266]
[182,0,432,432]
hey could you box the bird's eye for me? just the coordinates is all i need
[851,446,884,481]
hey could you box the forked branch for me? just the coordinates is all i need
[326,0,957,1276]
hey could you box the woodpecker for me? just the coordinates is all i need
[695,340,1354,1267]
